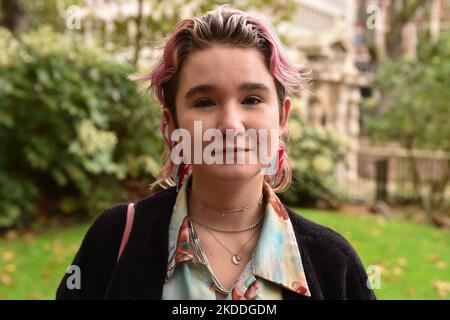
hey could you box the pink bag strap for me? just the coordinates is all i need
[117,203,135,263]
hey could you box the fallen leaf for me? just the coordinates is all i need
[397,258,408,267]
[371,229,382,237]
[1,274,13,286]
[4,263,17,273]
[406,287,417,296]
[29,293,45,300]
[1,250,15,261]
[376,217,386,226]
[426,254,440,262]
[41,269,50,279]
[393,266,403,276]
[432,281,450,299]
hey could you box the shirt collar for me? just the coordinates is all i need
[252,180,311,297]
[165,174,311,297]
[166,176,196,276]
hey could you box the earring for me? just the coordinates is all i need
[174,162,188,192]
[276,145,285,179]
[170,140,187,192]
[270,145,285,186]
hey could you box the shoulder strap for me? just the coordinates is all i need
[117,203,135,263]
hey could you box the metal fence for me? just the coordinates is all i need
[345,147,450,204]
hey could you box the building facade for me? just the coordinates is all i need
[279,0,362,187]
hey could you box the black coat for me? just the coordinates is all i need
[56,186,376,300]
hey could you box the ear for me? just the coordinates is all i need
[163,107,177,133]
[279,97,291,136]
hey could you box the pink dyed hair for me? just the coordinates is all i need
[131,5,307,194]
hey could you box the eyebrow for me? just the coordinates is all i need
[184,82,271,99]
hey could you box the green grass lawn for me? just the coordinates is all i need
[299,209,450,300]
[0,209,449,300]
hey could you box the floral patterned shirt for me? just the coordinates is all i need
[162,174,310,300]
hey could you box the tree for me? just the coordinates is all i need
[363,31,450,226]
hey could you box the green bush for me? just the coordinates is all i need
[281,114,346,207]
[0,27,162,229]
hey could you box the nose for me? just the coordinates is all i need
[217,103,245,146]
[217,102,247,141]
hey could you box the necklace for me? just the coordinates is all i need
[187,187,264,217]
[202,223,261,265]
[189,215,264,233]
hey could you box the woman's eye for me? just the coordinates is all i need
[242,96,262,105]
[194,99,215,108]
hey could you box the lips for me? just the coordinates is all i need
[211,148,250,155]
[222,148,249,153]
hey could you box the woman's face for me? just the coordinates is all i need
[164,44,291,183]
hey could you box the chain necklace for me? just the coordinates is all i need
[187,187,264,217]
[189,214,264,233]
[196,220,261,265]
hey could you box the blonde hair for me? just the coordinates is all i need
[132,5,307,194]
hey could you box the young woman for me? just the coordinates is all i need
[56,5,376,300]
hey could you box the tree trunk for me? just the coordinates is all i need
[133,0,144,65]
[383,0,428,60]
[0,0,27,35]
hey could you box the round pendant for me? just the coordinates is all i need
[231,255,241,265]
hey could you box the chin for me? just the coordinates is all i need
[195,163,262,183]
